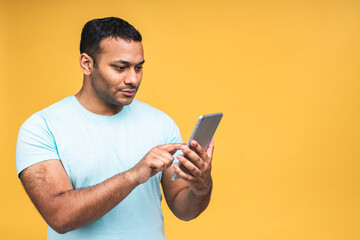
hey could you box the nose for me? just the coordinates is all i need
[124,68,139,86]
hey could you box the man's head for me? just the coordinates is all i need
[80,17,142,67]
[79,17,144,111]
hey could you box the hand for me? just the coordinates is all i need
[173,139,214,196]
[130,143,184,185]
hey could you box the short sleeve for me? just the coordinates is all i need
[16,113,60,177]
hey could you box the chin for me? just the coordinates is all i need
[114,97,135,106]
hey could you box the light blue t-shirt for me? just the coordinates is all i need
[16,96,183,240]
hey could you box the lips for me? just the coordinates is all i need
[120,89,136,97]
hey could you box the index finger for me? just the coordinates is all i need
[189,140,208,162]
[158,143,184,154]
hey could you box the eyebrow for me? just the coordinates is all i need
[112,60,145,66]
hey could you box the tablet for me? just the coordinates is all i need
[171,112,223,181]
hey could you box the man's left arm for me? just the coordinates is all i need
[161,139,214,221]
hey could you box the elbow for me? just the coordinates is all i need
[42,202,77,234]
[46,215,73,234]
[180,217,194,222]
[175,212,200,222]
[52,227,68,235]
[48,221,70,234]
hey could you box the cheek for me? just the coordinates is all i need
[99,69,123,87]
[137,71,143,82]
[100,68,116,80]
[91,71,112,93]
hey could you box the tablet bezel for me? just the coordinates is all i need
[171,112,223,181]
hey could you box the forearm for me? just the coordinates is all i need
[21,144,183,234]
[171,179,212,221]
[44,170,138,233]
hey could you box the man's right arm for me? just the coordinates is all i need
[19,143,183,234]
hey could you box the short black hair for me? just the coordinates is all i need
[80,17,142,66]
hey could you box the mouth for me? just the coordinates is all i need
[120,89,137,97]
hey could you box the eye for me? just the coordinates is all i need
[116,66,126,71]
[135,65,143,72]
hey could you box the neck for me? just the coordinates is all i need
[75,79,123,116]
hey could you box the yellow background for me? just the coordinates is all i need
[1,0,360,239]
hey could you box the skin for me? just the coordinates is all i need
[19,37,214,234]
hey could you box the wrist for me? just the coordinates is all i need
[124,168,141,187]
[190,178,213,197]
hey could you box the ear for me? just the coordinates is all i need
[79,53,94,75]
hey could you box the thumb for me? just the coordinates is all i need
[206,138,215,159]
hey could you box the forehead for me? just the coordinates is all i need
[98,37,144,63]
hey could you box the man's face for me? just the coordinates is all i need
[90,37,144,107]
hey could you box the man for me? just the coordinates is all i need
[16,17,214,240]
